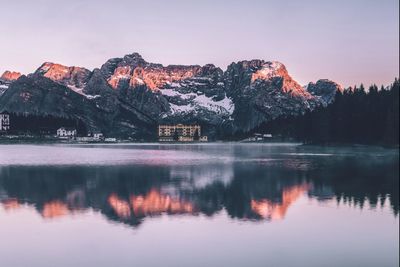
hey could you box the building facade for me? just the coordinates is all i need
[0,113,10,131]
[158,124,207,142]
[57,127,77,138]
[93,132,104,140]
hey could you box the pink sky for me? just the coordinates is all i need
[0,0,398,87]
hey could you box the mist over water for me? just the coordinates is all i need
[0,144,398,267]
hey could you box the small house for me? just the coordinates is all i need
[93,132,104,140]
[199,136,208,142]
[57,127,77,138]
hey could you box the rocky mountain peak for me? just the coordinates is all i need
[103,53,221,91]
[249,61,285,82]
[0,71,22,96]
[127,64,204,90]
[100,53,147,77]
[0,52,342,139]
[306,79,343,105]
[1,70,22,81]
[121,52,147,65]
[35,62,92,92]
[250,60,312,98]
[225,59,312,99]
[197,64,223,78]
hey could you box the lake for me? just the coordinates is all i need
[0,143,398,267]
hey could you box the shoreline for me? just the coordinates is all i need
[0,138,398,150]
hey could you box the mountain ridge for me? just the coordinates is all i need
[0,52,342,139]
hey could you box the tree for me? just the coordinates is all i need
[193,129,200,141]
[173,130,179,141]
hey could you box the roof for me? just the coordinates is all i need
[57,127,76,131]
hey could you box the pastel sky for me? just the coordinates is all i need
[0,0,398,87]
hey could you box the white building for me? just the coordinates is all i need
[242,133,273,142]
[199,136,208,142]
[0,113,10,131]
[57,127,77,138]
[93,132,104,140]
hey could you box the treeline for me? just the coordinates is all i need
[256,78,399,146]
[1,113,87,136]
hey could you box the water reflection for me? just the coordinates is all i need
[1,198,20,210]
[250,183,310,220]
[0,145,398,228]
[42,201,71,218]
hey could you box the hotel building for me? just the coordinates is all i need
[158,124,207,142]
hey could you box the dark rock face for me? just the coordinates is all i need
[82,68,120,113]
[0,74,155,138]
[35,63,92,92]
[0,74,100,122]
[224,60,318,132]
[0,53,341,139]
[97,54,231,128]
[306,79,343,106]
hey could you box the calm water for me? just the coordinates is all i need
[0,143,398,267]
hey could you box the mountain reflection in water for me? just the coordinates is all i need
[0,145,398,229]
[250,183,310,220]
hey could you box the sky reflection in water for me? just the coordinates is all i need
[0,144,398,267]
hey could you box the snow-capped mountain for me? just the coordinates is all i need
[0,53,342,138]
[97,53,234,123]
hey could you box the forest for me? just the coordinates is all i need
[1,113,87,136]
[254,78,400,146]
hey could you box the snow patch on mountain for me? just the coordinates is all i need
[67,85,101,100]
[67,85,85,94]
[86,95,101,100]
[0,82,10,96]
[0,84,8,96]
[254,61,283,79]
[169,103,193,114]
[160,88,234,115]
[194,94,234,114]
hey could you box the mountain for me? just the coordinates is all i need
[0,71,21,96]
[98,53,232,124]
[1,70,21,82]
[0,74,155,138]
[224,60,317,132]
[0,53,341,139]
[306,79,343,106]
[35,62,91,94]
